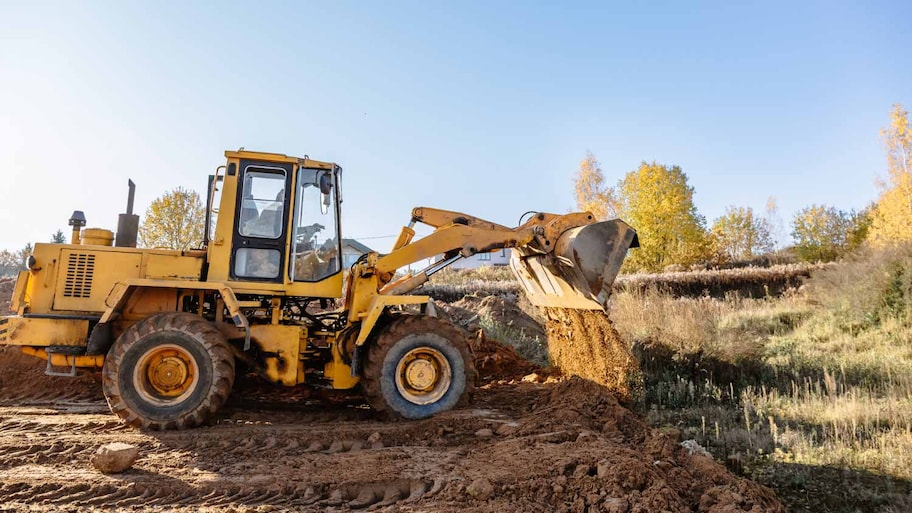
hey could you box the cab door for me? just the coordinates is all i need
[230,160,294,283]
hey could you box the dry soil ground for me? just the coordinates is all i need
[0,278,783,512]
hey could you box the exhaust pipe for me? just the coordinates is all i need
[115,179,140,248]
[68,211,86,244]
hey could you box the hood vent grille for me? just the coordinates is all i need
[63,253,95,298]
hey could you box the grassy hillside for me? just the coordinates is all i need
[610,246,912,512]
[432,247,912,512]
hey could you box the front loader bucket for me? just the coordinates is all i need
[510,219,638,311]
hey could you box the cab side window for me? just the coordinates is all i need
[239,171,285,239]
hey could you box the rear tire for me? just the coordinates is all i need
[362,315,476,419]
[102,313,235,430]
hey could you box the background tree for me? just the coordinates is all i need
[710,206,774,261]
[613,161,708,272]
[0,244,33,276]
[573,150,616,220]
[869,104,912,246]
[764,196,785,251]
[20,243,33,264]
[50,230,66,244]
[846,205,873,251]
[0,251,22,276]
[790,205,869,262]
[139,187,205,250]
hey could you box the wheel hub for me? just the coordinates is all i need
[134,344,199,405]
[404,358,438,391]
[395,347,452,405]
[147,351,192,395]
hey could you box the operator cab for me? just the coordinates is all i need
[205,150,343,290]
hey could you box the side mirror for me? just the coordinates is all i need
[318,172,333,215]
[319,172,332,195]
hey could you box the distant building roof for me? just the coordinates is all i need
[342,238,374,254]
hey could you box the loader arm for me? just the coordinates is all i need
[375,210,540,275]
[345,206,638,325]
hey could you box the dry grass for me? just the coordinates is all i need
[477,312,549,367]
[614,246,912,512]
[745,379,912,479]
[423,266,520,301]
[430,265,516,285]
[612,290,809,356]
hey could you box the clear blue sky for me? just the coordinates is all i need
[1,1,909,251]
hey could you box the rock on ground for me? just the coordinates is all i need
[91,443,139,473]
[467,477,495,500]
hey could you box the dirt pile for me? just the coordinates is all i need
[441,297,643,404]
[0,276,101,403]
[441,294,549,378]
[0,346,102,403]
[468,330,541,381]
[544,308,644,405]
[454,377,784,512]
[443,294,546,339]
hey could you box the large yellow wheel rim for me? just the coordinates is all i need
[133,344,199,407]
[395,347,452,405]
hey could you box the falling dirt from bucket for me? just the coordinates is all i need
[544,308,644,405]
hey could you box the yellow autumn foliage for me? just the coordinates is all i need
[869,104,912,246]
[573,151,616,220]
[138,187,205,250]
[710,206,774,261]
[613,162,709,272]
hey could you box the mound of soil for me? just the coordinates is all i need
[468,330,541,381]
[440,296,644,404]
[544,308,644,405]
[0,276,101,403]
[433,376,784,512]
[0,347,102,403]
[445,295,546,340]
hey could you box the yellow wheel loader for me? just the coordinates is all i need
[0,149,637,429]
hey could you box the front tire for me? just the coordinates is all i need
[362,315,476,419]
[102,313,235,430]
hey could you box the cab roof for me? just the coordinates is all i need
[224,149,336,169]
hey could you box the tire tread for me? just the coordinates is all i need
[101,313,235,430]
[361,313,477,419]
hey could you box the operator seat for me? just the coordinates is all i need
[239,193,259,234]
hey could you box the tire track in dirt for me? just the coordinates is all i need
[0,416,126,435]
[0,474,444,510]
[0,390,480,511]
